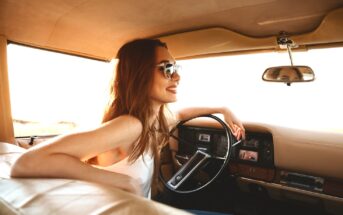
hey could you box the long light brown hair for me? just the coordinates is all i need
[102,39,170,172]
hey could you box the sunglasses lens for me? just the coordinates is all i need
[164,64,174,78]
[157,63,180,79]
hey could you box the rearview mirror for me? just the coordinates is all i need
[262,66,315,85]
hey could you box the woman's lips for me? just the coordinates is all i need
[166,86,177,94]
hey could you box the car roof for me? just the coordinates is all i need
[1,0,343,61]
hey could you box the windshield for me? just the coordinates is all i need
[8,44,343,136]
[172,47,343,133]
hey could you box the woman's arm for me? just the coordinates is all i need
[175,107,245,139]
[10,115,143,195]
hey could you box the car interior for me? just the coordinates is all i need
[1,0,343,214]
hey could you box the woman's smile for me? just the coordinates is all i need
[166,85,178,94]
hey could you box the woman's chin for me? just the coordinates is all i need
[169,96,178,103]
[164,97,177,104]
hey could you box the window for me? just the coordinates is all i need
[174,47,343,133]
[8,44,114,136]
[8,44,343,136]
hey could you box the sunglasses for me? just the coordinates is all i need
[156,62,181,80]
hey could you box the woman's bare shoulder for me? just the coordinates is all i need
[164,108,178,128]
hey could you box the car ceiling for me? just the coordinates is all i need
[1,0,343,61]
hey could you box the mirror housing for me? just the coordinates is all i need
[262,66,315,85]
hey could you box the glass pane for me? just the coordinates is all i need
[172,47,343,133]
[8,44,114,136]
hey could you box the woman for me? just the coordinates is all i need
[10,39,245,198]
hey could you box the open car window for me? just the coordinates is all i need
[8,44,114,137]
[172,47,343,133]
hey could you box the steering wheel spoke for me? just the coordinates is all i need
[160,114,234,193]
[167,150,211,189]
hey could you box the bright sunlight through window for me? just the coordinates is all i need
[174,47,343,133]
[8,44,114,136]
[8,44,343,137]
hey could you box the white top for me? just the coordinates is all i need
[95,151,154,198]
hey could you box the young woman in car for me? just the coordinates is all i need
[10,39,245,198]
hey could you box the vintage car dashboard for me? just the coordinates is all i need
[177,125,274,168]
[175,123,343,214]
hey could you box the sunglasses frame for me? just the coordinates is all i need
[156,62,181,80]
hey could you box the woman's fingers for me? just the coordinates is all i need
[116,174,143,196]
[127,177,143,196]
[223,109,245,140]
[231,124,245,140]
[238,124,246,140]
[232,119,245,139]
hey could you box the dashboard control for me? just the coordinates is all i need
[177,125,274,167]
[232,131,274,167]
[280,171,324,192]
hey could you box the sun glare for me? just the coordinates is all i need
[175,48,343,132]
[7,44,343,136]
[8,44,115,136]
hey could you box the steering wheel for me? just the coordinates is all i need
[159,114,235,194]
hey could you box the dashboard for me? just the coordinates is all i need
[232,131,274,167]
[177,125,274,167]
[175,123,343,203]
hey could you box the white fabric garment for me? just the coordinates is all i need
[95,151,154,198]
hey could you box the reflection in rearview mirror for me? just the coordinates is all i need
[262,66,315,85]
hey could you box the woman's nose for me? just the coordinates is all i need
[172,72,180,82]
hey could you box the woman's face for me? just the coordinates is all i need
[149,46,180,106]
[277,69,301,81]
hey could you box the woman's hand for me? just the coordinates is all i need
[175,106,246,140]
[230,123,245,140]
[222,108,245,140]
[117,174,143,196]
[93,170,143,196]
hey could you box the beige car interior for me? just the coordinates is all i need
[0,0,343,214]
[0,142,192,215]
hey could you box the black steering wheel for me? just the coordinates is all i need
[159,114,235,194]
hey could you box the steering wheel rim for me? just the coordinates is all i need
[159,114,234,194]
